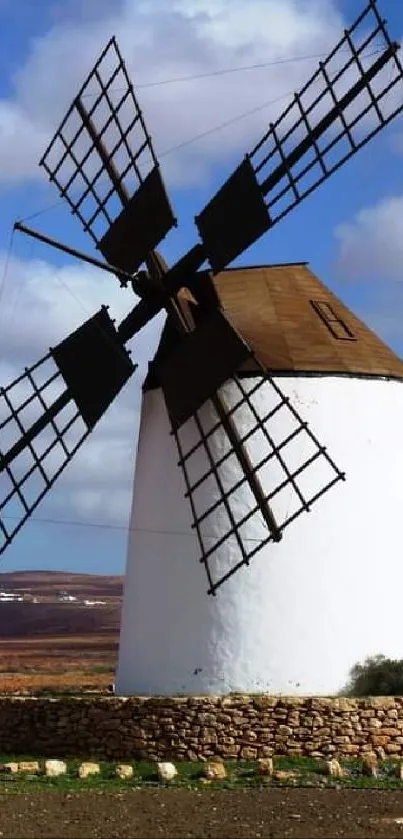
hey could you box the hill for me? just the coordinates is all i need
[0,569,123,601]
[0,570,124,694]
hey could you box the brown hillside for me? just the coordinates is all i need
[0,570,123,599]
[0,571,124,693]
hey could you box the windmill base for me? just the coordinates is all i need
[116,375,403,696]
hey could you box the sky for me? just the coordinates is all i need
[0,0,402,576]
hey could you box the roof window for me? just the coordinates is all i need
[310,300,356,341]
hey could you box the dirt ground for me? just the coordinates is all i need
[0,634,115,695]
[0,670,112,694]
[2,788,403,838]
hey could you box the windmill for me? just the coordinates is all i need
[1,0,403,695]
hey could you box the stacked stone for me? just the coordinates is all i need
[1,695,403,761]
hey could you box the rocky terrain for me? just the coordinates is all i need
[0,571,123,693]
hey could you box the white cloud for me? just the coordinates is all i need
[334,195,403,282]
[0,251,135,359]
[0,0,345,187]
[0,250,165,531]
[333,193,403,356]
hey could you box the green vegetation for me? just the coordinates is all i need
[0,755,403,795]
[344,655,403,696]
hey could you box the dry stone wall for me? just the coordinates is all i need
[1,695,403,761]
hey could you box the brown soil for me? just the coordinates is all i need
[0,669,113,693]
[0,571,122,693]
[1,788,403,838]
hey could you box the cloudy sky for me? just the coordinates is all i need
[0,0,402,576]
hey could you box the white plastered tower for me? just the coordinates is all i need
[116,263,403,696]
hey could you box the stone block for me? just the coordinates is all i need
[202,760,226,780]
[78,762,100,779]
[257,758,273,776]
[362,754,378,777]
[18,761,40,774]
[45,760,67,777]
[115,764,134,779]
[320,758,345,778]
[156,762,177,782]
[1,763,17,773]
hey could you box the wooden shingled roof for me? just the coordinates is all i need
[146,262,403,389]
[208,262,403,379]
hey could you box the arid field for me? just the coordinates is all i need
[0,570,122,693]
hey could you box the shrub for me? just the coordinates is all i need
[344,654,403,696]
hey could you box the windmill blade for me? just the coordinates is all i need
[172,369,344,596]
[40,38,176,276]
[156,308,253,431]
[154,309,344,595]
[0,308,135,556]
[195,0,403,272]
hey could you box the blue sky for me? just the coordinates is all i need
[0,0,402,576]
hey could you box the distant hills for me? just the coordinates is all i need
[0,570,123,601]
[0,570,123,637]
[0,571,124,684]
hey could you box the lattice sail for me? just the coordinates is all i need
[0,354,89,555]
[195,0,403,272]
[40,38,176,275]
[173,372,345,595]
[0,308,135,556]
[251,0,403,227]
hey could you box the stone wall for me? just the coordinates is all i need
[1,695,403,761]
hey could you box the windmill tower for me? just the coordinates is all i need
[1,0,403,696]
[117,263,403,696]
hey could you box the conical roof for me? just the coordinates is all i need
[210,262,403,379]
[146,262,403,386]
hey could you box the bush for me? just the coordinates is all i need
[344,654,403,696]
